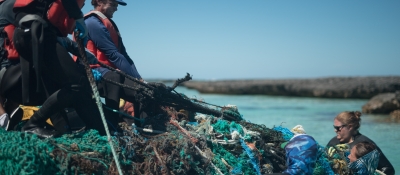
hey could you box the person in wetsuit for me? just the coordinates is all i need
[327,111,395,175]
[10,0,107,138]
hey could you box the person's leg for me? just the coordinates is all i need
[119,77,148,127]
[0,64,45,131]
[21,87,77,137]
[49,109,71,134]
[72,90,106,135]
[101,71,122,132]
[45,43,106,135]
[18,29,74,137]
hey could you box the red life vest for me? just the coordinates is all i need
[14,0,84,37]
[84,11,120,68]
[2,24,19,60]
[13,0,34,7]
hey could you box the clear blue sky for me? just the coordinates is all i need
[81,0,400,80]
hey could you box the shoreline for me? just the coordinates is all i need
[181,76,400,99]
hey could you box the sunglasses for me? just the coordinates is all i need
[333,124,347,132]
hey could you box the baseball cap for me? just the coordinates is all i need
[115,0,127,6]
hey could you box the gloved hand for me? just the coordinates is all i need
[84,48,98,64]
[74,18,88,45]
[91,69,102,81]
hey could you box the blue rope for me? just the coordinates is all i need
[273,126,294,141]
[230,128,261,175]
[239,139,261,175]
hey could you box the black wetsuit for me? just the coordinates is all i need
[327,133,395,175]
[8,0,108,135]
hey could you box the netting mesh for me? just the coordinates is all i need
[1,106,352,174]
[0,128,58,174]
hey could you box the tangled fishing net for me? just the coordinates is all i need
[0,107,354,174]
[0,104,289,174]
[0,73,356,174]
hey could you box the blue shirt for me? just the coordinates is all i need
[85,15,141,79]
[283,134,318,175]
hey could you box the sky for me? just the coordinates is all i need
[81,0,400,80]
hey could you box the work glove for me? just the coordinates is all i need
[74,18,88,45]
[84,48,98,64]
[91,69,102,81]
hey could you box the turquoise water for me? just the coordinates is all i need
[174,85,400,171]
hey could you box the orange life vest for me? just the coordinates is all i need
[14,0,84,37]
[84,11,120,69]
[2,24,19,60]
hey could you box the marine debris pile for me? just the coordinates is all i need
[0,106,288,174]
[0,74,352,175]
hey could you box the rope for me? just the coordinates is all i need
[103,105,145,122]
[101,77,154,99]
[74,33,123,175]
[53,143,109,169]
[163,108,224,174]
[231,126,262,175]
[190,98,224,108]
[194,145,224,175]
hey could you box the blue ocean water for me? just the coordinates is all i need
[174,85,400,171]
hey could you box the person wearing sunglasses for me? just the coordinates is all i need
[326,111,395,175]
[83,0,152,131]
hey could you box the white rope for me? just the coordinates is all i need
[194,146,224,175]
[75,34,123,175]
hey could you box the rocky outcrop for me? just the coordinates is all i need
[362,91,400,114]
[182,76,400,99]
[390,110,400,122]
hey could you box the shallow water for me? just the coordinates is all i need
[174,85,400,171]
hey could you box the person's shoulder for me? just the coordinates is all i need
[85,16,105,28]
[354,133,374,143]
[326,136,339,147]
[85,15,100,23]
